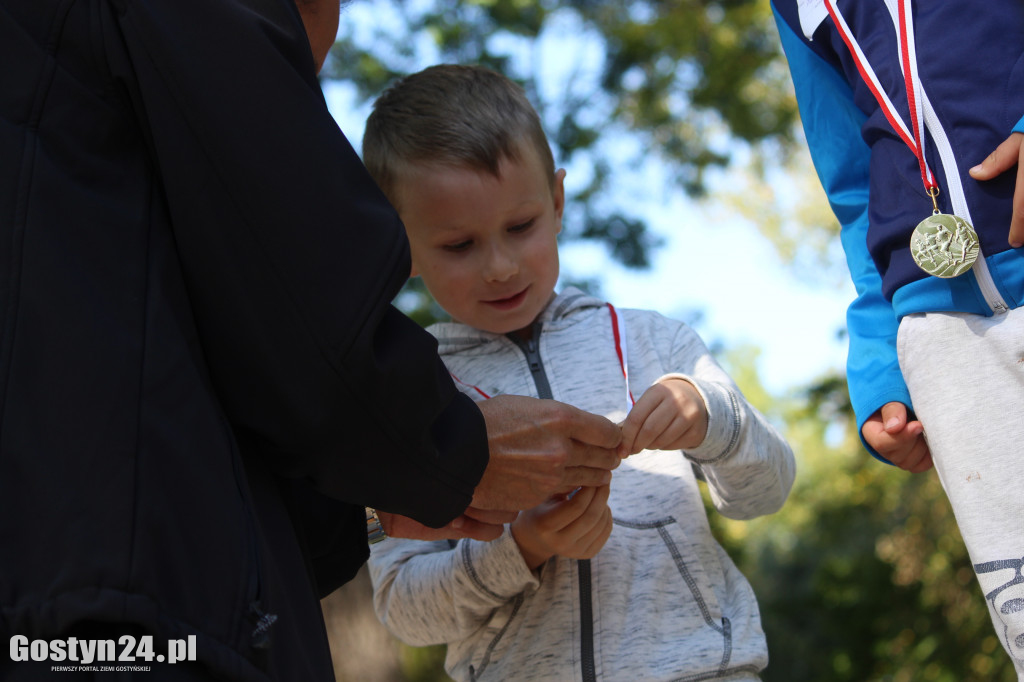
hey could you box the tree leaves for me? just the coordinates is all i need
[324,0,798,269]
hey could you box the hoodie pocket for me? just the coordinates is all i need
[466,593,526,682]
[597,517,735,677]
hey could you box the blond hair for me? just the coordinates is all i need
[363,64,555,206]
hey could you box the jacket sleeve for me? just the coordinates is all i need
[367,529,539,646]
[656,322,795,520]
[108,0,486,525]
[773,4,912,462]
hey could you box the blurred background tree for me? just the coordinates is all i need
[317,1,1017,680]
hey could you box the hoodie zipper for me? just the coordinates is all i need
[509,322,597,682]
[514,321,553,400]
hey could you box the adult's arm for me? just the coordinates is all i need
[773,5,912,462]
[111,0,623,526]
[111,0,484,526]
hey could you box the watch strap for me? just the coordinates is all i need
[365,507,387,545]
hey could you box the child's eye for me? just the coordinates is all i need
[443,240,473,252]
[509,218,536,233]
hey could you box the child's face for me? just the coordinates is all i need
[397,144,565,336]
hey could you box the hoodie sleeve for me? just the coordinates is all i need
[653,321,795,520]
[108,0,487,524]
[367,528,539,646]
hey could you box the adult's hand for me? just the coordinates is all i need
[969,131,1024,247]
[377,510,508,542]
[472,395,623,512]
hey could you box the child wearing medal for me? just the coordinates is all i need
[773,0,1024,676]
[358,64,795,682]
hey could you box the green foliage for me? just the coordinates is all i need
[399,643,452,682]
[324,0,798,270]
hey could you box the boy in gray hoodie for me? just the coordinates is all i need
[361,64,796,682]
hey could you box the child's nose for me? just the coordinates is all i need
[483,245,518,282]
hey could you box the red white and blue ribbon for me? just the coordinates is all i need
[824,0,937,194]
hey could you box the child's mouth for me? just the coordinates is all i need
[485,287,528,310]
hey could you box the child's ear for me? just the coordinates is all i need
[553,168,567,233]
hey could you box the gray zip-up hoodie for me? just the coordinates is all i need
[369,289,796,681]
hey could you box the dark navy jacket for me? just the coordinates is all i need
[0,0,488,678]
[772,1,1024,452]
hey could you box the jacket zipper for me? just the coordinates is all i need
[881,1,1009,314]
[921,90,1009,313]
[577,560,596,681]
[514,321,553,399]
[509,322,597,682]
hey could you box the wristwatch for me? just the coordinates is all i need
[365,507,387,545]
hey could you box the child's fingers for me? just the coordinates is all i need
[560,489,611,552]
[863,425,910,459]
[969,132,1022,180]
[906,443,933,474]
[575,506,614,559]
[533,485,599,533]
[864,415,931,473]
[879,401,908,433]
[559,485,609,533]
[887,441,930,472]
[969,133,1024,247]
[626,386,680,453]
[631,401,675,453]
[862,402,911,453]
[620,395,657,455]
[648,413,704,451]
[1009,157,1024,247]
[887,427,933,473]
[626,380,709,453]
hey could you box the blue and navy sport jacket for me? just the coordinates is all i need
[772,1,1024,457]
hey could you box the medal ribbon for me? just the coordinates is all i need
[607,303,636,408]
[824,0,937,194]
[449,303,635,409]
[449,371,491,400]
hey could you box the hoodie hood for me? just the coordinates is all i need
[428,287,607,356]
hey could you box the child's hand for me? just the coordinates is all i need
[861,401,933,473]
[619,378,708,455]
[969,132,1024,247]
[511,485,613,570]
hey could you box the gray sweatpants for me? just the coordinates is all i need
[898,308,1024,678]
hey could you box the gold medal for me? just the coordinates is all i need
[909,189,979,278]
[826,1,981,279]
[910,213,979,278]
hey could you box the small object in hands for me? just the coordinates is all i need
[365,507,387,545]
[910,212,979,278]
